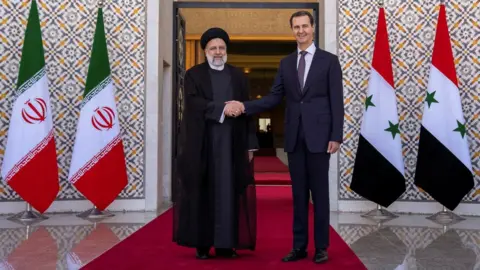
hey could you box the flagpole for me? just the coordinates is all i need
[7,202,48,226]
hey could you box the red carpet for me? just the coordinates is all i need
[254,157,291,185]
[83,186,366,270]
[254,156,289,172]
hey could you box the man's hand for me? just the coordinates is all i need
[248,151,254,162]
[224,101,245,117]
[327,141,340,154]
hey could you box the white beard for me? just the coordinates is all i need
[206,55,227,70]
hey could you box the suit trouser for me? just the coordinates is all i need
[287,120,330,250]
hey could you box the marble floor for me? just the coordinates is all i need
[332,212,480,270]
[0,209,479,270]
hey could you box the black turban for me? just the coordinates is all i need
[200,27,230,50]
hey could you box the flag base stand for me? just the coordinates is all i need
[77,207,114,221]
[361,204,398,222]
[426,206,465,226]
[7,204,48,226]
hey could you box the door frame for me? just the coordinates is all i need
[172,2,321,74]
[171,2,321,194]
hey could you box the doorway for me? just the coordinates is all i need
[171,1,321,180]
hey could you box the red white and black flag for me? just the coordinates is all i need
[414,3,474,210]
[350,6,406,207]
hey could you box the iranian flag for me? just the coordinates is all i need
[68,7,127,211]
[350,6,405,207]
[414,3,473,211]
[0,0,59,213]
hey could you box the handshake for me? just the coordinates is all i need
[224,100,245,117]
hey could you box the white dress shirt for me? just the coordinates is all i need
[296,42,316,85]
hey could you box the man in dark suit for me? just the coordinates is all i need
[226,11,344,264]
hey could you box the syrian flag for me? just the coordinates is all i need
[350,6,405,207]
[414,3,473,211]
[68,6,128,211]
[0,0,59,213]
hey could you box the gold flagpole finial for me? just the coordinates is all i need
[378,0,384,7]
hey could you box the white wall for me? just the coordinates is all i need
[324,0,339,212]
[145,0,173,211]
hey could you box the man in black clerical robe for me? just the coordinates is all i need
[172,27,258,260]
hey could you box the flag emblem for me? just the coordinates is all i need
[91,107,115,131]
[21,98,47,124]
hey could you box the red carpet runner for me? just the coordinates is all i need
[254,157,291,185]
[83,186,365,270]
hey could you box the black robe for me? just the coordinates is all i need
[173,62,258,250]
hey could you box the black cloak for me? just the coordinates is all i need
[172,62,257,250]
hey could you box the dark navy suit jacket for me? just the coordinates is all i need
[245,48,344,153]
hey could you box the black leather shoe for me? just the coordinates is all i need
[196,247,210,259]
[282,249,307,262]
[215,248,238,258]
[313,249,328,263]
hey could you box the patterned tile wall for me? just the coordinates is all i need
[0,0,146,201]
[338,0,479,202]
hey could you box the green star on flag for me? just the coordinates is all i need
[385,121,400,139]
[365,94,375,111]
[453,120,466,138]
[425,91,439,108]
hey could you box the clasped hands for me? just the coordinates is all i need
[224,101,244,117]
[223,100,340,154]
